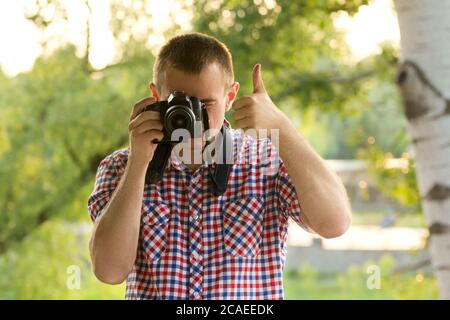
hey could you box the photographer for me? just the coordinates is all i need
[87,33,351,299]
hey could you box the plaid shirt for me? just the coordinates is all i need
[88,125,306,300]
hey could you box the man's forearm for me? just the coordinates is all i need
[275,118,351,238]
[89,157,147,284]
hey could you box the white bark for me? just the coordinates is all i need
[395,0,450,299]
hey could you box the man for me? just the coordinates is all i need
[88,32,351,299]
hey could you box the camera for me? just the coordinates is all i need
[140,91,210,183]
[141,91,209,142]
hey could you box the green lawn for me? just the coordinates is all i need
[283,256,438,299]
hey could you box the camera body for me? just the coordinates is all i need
[140,91,209,183]
[141,91,209,141]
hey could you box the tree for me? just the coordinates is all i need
[395,0,450,299]
[0,0,172,252]
[193,0,371,113]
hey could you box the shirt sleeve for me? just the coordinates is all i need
[269,141,311,232]
[87,154,124,222]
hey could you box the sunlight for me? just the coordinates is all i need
[334,0,400,61]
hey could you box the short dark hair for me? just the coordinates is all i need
[153,32,234,91]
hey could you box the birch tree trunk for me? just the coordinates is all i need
[394,0,450,299]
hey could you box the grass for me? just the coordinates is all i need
[283,255,438,300]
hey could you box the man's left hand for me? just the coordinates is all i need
[232,64,288,134]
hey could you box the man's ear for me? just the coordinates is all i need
[149,82,161,101]
[225,81,240,112]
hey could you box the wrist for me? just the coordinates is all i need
[276,117,304,161]
[127,154,149,175]
[271,113,297,143]
[277,112,297,136]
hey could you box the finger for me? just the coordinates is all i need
[232,96,254,110]
[235,117,254,129]
[128,111,161,131]
[132,120,164,134]
[232,107,254,121]
[128,111,161,129]
[142,130,165,143]
[252,64,266,94]
[130,97,157,120]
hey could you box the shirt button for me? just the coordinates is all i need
[193,213,200,220]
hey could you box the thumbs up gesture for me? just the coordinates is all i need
[232,64,287,135]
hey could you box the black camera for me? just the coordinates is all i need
[140,91,210,183]
[141,91,209,141]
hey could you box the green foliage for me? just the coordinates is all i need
[358,143,421,211]
[0,182,124,299]
[0,45,154,251]
[193,0,373,111]
[0,217,125,299]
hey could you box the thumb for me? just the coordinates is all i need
[252,63,266,94]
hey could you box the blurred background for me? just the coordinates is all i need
[0,0,439,299]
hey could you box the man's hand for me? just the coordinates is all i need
[128,97,164,166]
[232,64,288,133]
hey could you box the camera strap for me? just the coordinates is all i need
[145,124,233,197]
[209,124,233,196]
[145,142,174,184]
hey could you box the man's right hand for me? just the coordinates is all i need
[90,96,163,284]
[128,97,164,166]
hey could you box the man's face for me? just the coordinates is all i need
[153,62,238,143]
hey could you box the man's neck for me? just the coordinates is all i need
[179,134,218,172]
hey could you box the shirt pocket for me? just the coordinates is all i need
[222,196,264,257]
[140,200,171,262]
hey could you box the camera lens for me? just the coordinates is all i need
[165,105,195,135]
[171,113,189,129]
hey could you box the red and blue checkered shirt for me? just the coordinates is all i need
[88,125,306,299]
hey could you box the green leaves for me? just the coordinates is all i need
[0,45,154,251]
[194,0,368,106]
